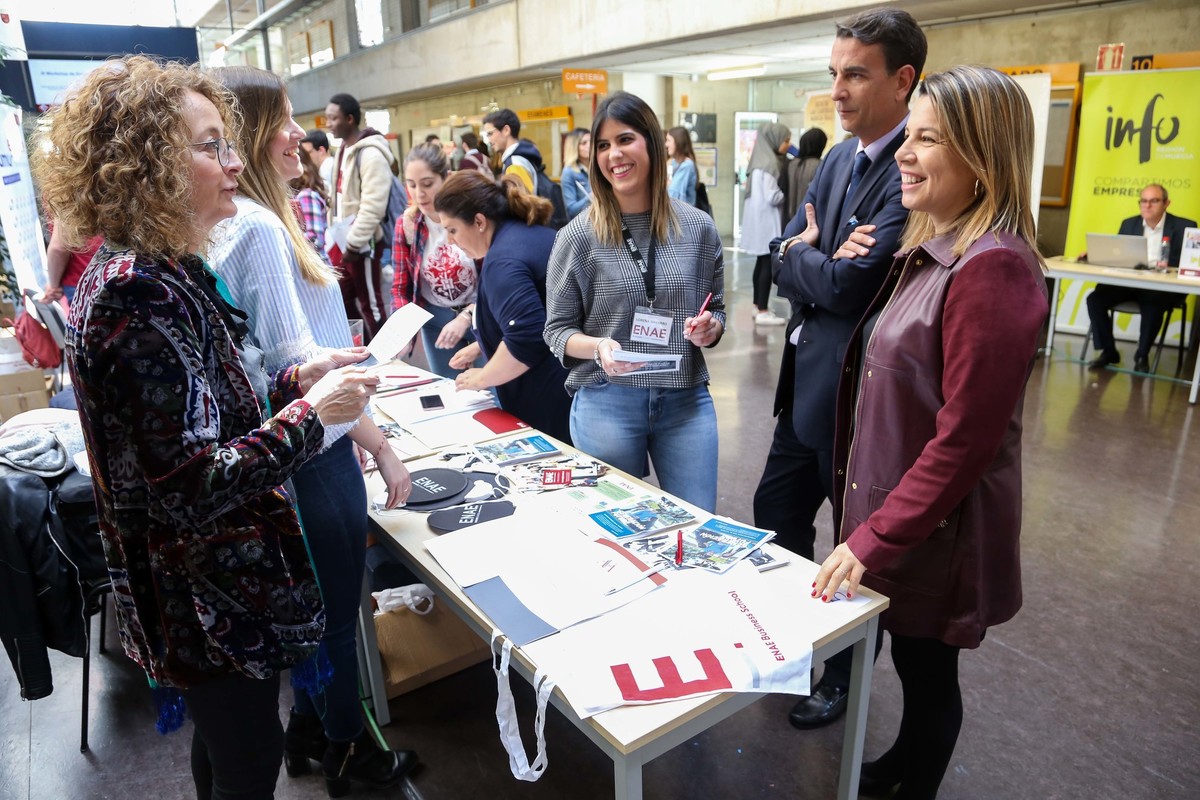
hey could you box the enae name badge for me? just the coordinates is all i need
[630,306,673,346]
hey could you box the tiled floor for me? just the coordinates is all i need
[3,251,1199,799]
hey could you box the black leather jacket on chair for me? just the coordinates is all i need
[0,465,103,700]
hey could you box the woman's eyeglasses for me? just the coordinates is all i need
[190,137,237,167]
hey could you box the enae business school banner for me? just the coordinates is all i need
[1059,68,1200,340]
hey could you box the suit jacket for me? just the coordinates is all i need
[1118,212,1197,266]
[770,129,910,450]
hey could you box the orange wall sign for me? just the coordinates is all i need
[1130,50,1200,70]
[518,105,572,122]
[562,69,608,94]
[998,62,1081,86]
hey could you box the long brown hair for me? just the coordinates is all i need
[434,171,552,227]
[587,91,678,247]
[212,66,336,284]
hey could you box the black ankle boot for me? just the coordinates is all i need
[859,758,902,797]
[321,730,418,798]
[283,709,327,778]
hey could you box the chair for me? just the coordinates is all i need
[1079,296,1189,374]
[80,579,111,752]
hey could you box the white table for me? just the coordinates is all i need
[1044,257,1200,402]
[364,451,888,800]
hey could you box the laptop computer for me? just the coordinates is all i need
[1086,233,1151,269]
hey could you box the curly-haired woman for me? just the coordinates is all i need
[33,56,379,799]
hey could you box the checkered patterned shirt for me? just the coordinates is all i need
[544,200,725,394]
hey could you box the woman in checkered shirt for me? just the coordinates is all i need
[544,91,726,512]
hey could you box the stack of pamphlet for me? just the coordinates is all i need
[658,517,776,574]
[473,434,562,466]
[587,495,696,540]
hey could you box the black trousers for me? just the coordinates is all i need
[753,415,856,688]
[185,672,284,800]
[875,634,963,800]
[1085,284,1175,358]
[752,253,774,310]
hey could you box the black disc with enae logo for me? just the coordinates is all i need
[405,468,469,508]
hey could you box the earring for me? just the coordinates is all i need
[974,179,982,197]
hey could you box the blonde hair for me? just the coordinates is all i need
[587,92,679,247]
[562,128,588,171]
[900,66,1044,268]
[32,56,238,259]
[213,66,336,285]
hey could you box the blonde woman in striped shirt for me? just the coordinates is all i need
[208,66,418,796]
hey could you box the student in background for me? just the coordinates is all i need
[545,92,725,511]
[301,129,335,194]
[814,65,1048,800]
[665,126,697,206]
[741,121,793,326]
[42,221,102,305]
[785,128,828,223]
[292,145,330,255]
[391,143,481,378]
[325,92,394,341]
[210,66,417,797]
[560,127,592,219]
[458,131,491,175]
[434,171,573,442]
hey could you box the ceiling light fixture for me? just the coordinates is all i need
[707,65,767,81]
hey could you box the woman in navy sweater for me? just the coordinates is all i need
[434,171,572,443]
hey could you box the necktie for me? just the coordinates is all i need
[840,151,871,224]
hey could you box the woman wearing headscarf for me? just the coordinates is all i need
[742,121,792,326]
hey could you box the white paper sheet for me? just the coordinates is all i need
[367,303,434,363]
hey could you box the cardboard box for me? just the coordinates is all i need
[374,600,492,698]
[0,368,50,422]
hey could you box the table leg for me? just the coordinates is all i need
[836,615,878,800]
[1043,277,1061,356]
[356,576,391,726]
[1190,345,1200,404]
[613,753,644,800]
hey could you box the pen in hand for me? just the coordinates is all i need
[685,292,714,338]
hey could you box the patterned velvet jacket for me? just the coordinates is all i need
[67,246,326,689]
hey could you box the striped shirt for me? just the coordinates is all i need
[211,195,359,447]
[544,200,726,394]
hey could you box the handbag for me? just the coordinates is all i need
[3,312,62,369]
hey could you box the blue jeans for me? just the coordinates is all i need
[420,303,480,379]
[570,382,718,512]
[289,436,368,742]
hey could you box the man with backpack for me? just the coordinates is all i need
[325,92,397,341]
[482,108,568,229]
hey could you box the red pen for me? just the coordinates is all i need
[686,292,714,338]
[675,530,684,566]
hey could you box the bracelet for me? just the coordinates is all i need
[373,438,390,462]
[593,337,611,367]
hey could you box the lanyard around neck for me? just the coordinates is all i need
[621,225,657,305]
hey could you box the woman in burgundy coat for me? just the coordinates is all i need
[812,66,1049,799]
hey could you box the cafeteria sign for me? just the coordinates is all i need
[563,69,608,94]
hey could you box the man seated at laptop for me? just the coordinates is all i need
[1085,184,1196,372]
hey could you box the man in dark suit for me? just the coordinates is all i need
[752,7,927,730]
[1086,184,1197,373]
